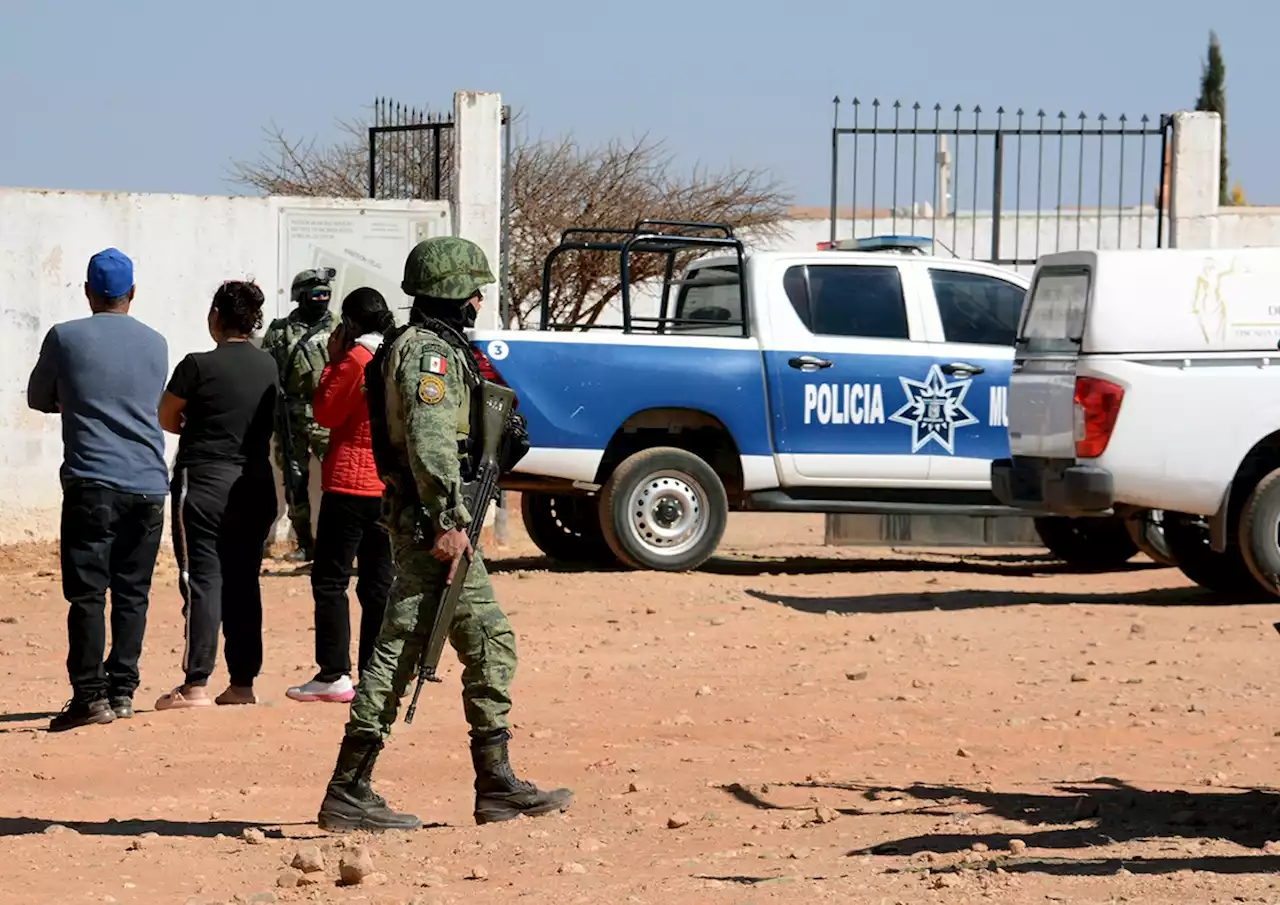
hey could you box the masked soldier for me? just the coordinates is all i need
[316,237,571,832]
[262,269,336,562]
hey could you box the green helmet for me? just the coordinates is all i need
[291,267,335,304]
[401,237,495,300]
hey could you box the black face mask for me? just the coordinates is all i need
[412,297,474,329]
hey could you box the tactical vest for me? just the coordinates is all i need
[268,312,333,398]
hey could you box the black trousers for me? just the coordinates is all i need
[310,491,394,682]
[60,480,165,702]
[172,462,277,688]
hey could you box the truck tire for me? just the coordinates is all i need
[1032,516,1138,570]
[1237,468,1280,599]
[1123,509,1176,567]
[1162,512,1264,598]
[520,493,615,566]
[598,446,728,572]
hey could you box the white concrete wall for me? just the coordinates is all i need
[0,188,448,544]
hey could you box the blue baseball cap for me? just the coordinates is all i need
[86,248,134,299]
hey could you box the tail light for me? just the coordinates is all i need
[1073,376,1123,458]
[470,346,519,408]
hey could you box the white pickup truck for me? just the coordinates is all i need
[992,246,1280,597]
[471,222,1149,572]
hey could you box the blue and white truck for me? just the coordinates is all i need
[469,222,1151,571]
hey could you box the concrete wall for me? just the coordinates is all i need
[0,188,449,544]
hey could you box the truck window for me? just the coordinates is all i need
[784,264,910,340]
[929,269,1025,346]
[672,265,743,334]
[1020,266,1091,351]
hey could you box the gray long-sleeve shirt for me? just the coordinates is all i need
[27,312,170,496]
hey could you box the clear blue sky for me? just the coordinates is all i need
[1,0,1275,206]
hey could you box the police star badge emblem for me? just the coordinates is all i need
[418,374,446,405]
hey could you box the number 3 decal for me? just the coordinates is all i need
[487,340,509,361]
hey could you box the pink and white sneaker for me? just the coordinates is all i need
[286,675,355,703]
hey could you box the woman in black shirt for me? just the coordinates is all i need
[154,281,281,710]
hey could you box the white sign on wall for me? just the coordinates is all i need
[276,204,452,320]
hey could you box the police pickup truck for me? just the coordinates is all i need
[993,246,1280,598]
[471,221,1145,572]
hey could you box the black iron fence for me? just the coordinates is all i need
[828,98,1172,267]
[368,98,455,201]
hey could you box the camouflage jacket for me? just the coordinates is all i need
[381,324,476,534]
[262,308,335,403]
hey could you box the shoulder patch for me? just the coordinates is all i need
[426,354,447,376]
[418,374,446,406]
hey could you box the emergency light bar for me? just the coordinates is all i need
[817,235,934,255]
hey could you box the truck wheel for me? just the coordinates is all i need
[1032,516,1138,571]
[598,447,728,572]
[1162,512,1264,598]
[1237,469,1280,598]
[520,493,615,566]
[1123,509,1176,567]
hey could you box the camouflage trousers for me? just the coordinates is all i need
[345,525,516,741]
[273,408,328,540]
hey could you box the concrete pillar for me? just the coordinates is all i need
[452,90,504,330]
[1168,111,1221,249]
[452,90,507,543]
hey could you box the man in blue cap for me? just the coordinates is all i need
[27,248,171,731]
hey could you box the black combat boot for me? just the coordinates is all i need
[285,522,315,564]
[317,736,421,832]
[471,730,574,825]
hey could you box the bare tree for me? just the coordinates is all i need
[229,109,792,327]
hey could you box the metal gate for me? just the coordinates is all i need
[366,96,513,323]
[828,97,1172,267]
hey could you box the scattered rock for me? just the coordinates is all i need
[466,865,489,881]
[236,894,277,905]
[43,824,77,835]
[710,617,727,626]
[241,827,267,845]
[339,846,376,885]
[789,847,811,859]
[813,806,840,824]
[126,838,145,851]
[695,685,713,697]
[578,837,605,852]
[1263,840,1280,854]
[276,869,303,889]
[291,845,325,873]
[627,780,649,793]
[530,729,555,740]
[971,842,989,853]
[558,861,588,875]
[645,607,658,615]
[1070,673,1089,683]
[956,747,972,758]
[845,669,869,681]
[667,813,692,829]
[298,873,323,887]
[871,789,908,802]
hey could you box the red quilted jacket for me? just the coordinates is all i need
[312,337,385,498]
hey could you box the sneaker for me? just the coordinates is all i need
[287,675,356,703]
[49,698,116,732]
[109,696,134,719]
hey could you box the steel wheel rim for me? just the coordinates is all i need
[625,469,708,559]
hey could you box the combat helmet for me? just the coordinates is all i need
[402,237,495,300]
[291,267,336,305]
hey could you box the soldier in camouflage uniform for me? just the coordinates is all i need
[316,237,572,832]
[262,269,336,562]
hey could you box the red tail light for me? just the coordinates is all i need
[1073,376,1123,458]
[470,347,518,408]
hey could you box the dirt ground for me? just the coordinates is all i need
[3,505,1280,905]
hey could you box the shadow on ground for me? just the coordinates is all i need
[0,817,315,838]
[745,582,1252,614]
[485,551,1165,580]
[718,777,1280,875]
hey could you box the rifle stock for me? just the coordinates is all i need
[275,389,302,507]
[404,381,516,725]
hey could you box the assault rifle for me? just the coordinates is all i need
[404,380,517,724]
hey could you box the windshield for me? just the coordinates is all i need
[1019,266,1091,351]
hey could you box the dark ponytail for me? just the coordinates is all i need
[212,280,265,336]
[341,287,395,336]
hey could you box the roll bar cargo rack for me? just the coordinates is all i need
[537,219,748,336]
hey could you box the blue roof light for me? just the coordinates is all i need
[844,235,934,254]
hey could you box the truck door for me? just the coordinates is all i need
[919,266,1026,485]
[760,258,934,485]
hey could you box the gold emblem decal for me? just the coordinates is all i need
[418,374,446,405]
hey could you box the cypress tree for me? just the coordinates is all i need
[1195,30,1229,205]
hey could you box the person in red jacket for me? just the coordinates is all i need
[287,288,396,704]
